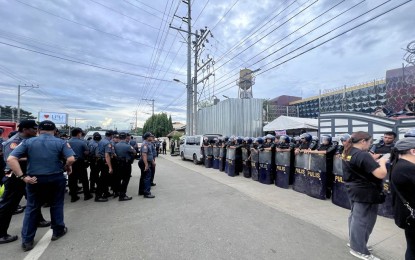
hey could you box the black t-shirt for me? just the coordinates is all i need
[343,147,383,203]
[372,143,394,154]
[391,159,415,230]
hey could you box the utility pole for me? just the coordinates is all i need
[17,84,39,122]
[142,99,155,116]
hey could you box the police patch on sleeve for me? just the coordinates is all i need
[10,143,17,149]
[67,143,71,148]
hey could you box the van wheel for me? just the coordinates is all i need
[181,152,185,161]
[193,154,198,165]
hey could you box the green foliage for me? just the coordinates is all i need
[142,113,174,137]
[0,106,35,121]
[172,132,182,141]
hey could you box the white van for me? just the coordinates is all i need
[179,134,222,164]
[84,131,107,140]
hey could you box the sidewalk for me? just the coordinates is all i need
[162,154,406,260]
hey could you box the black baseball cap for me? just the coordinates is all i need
[18,120,38,130]
[143,132,154,140]
[39,120,56,130]
[119,132,127,139]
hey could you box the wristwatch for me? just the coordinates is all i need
[17,174,27,180]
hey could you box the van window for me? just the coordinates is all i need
[186,137,195,145]
[180,138,185,145]
[195,138,201,146]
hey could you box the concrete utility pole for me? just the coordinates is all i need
[17,84,39,122]
[170,0,193,135]
[142,99,155,116]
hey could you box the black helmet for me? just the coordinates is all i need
[93,132,102,141]
[404,129,415,137]
[321,135,332,144]
[339,133,351,142]
[279,135,290,144]
[300,133,312,142]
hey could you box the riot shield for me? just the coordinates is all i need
[275,151,291,189]
[219,147,226,172]
[250,149,259,181]
[259,150,273,184]
[204,146,213,168]
[226,148,236,177]
[293,153,309,194]
[331,156,351,209]
[213,147,220,169]
[242,147,251,178]
[377,165,393,218]
[308,154,327,200]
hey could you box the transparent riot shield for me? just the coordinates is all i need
[242,147,251,178]
[377,164,393,218]
[204,146,213,168]
[250,148,259,181]
[213,147,220,169]
[226,148,236,177]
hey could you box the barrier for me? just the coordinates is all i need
[250,149,259,181]
[204,146,213,168]
[226,148,237,177]
[331,157,351,209]
[219,147,226,172]
[259,150,273,184]
[275,151,291,189]
[213,147,220,169]
[242,147,251,178]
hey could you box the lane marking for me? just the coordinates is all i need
[23,229,52,260]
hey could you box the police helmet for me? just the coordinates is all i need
[404,129,415,137]
[339,133,351,142]
[223,136,229,142]
[279,135,290,144]
[312,136,319,142]
[256,137,264,144]
[236,137,243,144]
[300,133,312,142]
[265,134,275,141]
[247,138,253,144]
[321,135,332,144]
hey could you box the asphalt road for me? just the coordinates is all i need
[1,156,357,260]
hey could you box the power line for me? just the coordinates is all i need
[14,0,169,52]
[212,0,412,96]
[211,0,240,31]
[0,41,174,82]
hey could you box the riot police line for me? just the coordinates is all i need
[193,134,394,219]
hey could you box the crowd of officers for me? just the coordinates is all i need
[197,132,397,203]
[0,119,159,251]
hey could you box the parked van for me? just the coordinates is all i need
[179,134,222,164]
[84,130,107,140]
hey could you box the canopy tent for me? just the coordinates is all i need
[263,115,318,132]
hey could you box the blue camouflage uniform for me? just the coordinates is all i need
[114,140,136,197]
[138,140,154,196]
[10,133,75,244]
[67,137,90,199]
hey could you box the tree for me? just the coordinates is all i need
[0,105,36,121]
[142,113,173,137]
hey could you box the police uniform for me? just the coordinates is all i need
[88,136,100,192]
[9,120,75,250]
[0,122,50,244]
[114,133,136,201]
[138,134,155,198]
[95,133,114,201]
[68,135,92,202]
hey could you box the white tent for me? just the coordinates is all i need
[263,115,318,132]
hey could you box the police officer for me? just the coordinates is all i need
[114,132,136,201]
[138,132,155,198]
[68,128,92,202]
[0,128,5,182]
[95,131,114,202]
[7,120,75,251]
[88,132,101,193]
[0,120,50,245]
[295,133,314,155]
[150,139,157,187]
[110,133,120,197]
[369,131,396,159]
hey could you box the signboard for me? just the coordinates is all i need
[275,130,287,136]
[38,112,68,124]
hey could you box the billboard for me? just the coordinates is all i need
[38,112,68,124]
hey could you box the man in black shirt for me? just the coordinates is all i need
[370,131,396,159]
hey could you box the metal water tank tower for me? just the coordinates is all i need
[236,68,258,99]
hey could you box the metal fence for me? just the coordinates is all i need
[197,98,263,136]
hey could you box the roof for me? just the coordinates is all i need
[263,115,318,131]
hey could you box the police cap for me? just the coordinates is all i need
[39,120,56,131]
[119,132,127,139]
[143,132,154,140]
[18,120,38,131]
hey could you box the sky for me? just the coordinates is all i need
[0,0,414,130]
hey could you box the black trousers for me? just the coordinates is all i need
[68,160,90,198]
[0,175,45,237]
[96,160,110,198]
[162,147,166,154]
[138,160,152,195]
[117,161,132,196]
[151,164,156,184]
[406,228,415,260]
[110,159,119,193]
[89,160,100,190]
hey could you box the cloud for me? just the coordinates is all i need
[0,0,414,130]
